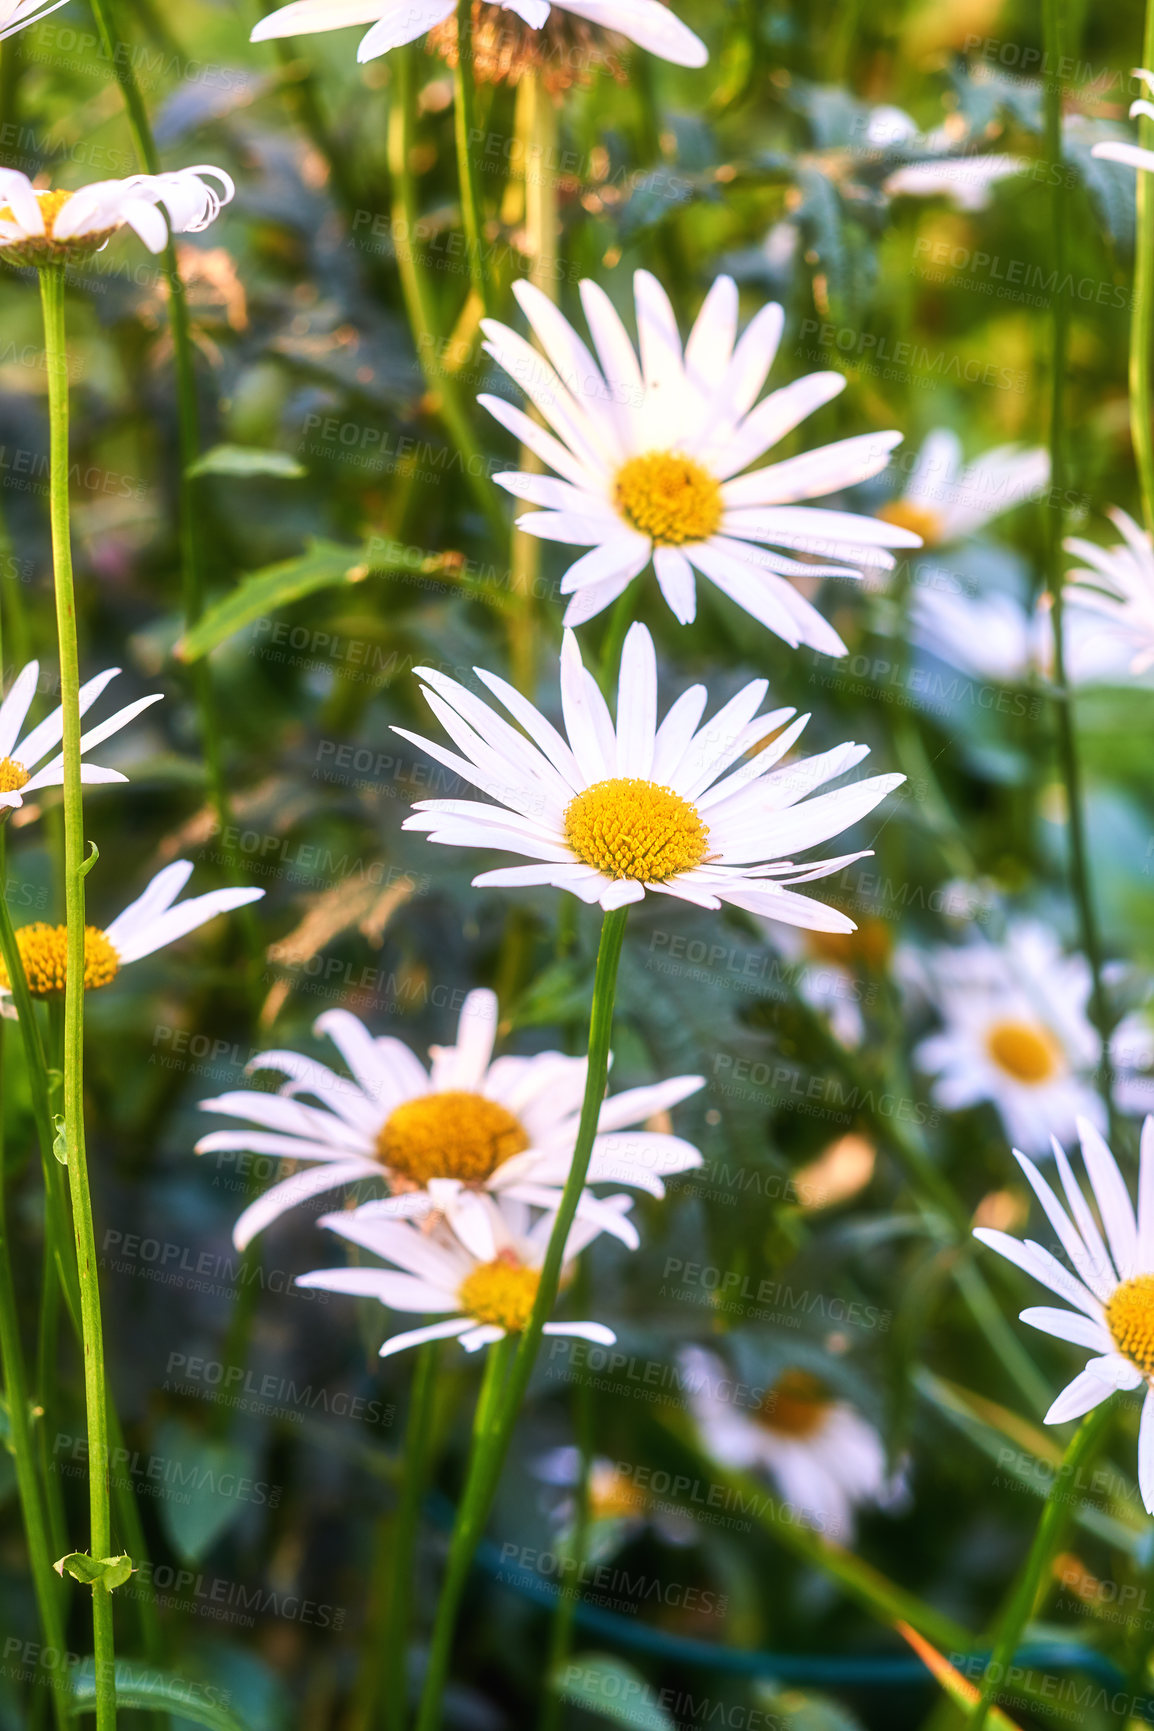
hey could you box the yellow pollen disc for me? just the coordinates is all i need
[806,915,893,971]
[0,924,119,998]
[985,1020,1061,1085]
[0,757,29,796]
[376,1090,529,1186]
[565,778,709,882]
[1106,1275,1154,1375]
[457,1254,541,1332]
[756,1369,833,1439]
[877,500,942,547]
[614,451,723,547]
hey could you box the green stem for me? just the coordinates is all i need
[0,1020,70,1731]
[388,43,506,541]
[380,1341,440,1731]
[39,264,117,1731]
[415,907,629,1731]
[452,0,489,317]
[1041,0,1114,1132]
[1134,6,1154,535]
[539,1263,593,1731]
[967,1402,1113,1729]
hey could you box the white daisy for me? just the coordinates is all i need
[882,155,1026,212]
[681,1346,906,1541]
[907,920,1104,1157]
[879,429,1049,550]
[1065,508,1154,676]
[296,1190,625,1359]
[1091,72,1154,175]
[0,662,162,820]
[478,272,919,645]
[0,165,234,266]
[0,0,67,38]
[763,916,894,1050]
[534,1447,696,1551]
[0,861,263,1002]
[397,621,905,925]
[196,985,702,1250]
[907,577,1135,688]
[975,1117,1154,1513]
[250,0,707,71]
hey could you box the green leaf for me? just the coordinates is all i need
[52,1114,68,1167]
[553,1654,674,1731]
[68,1660,250,1730]
[54,1552,134,1590]
[152,1419,259,1563]
[187,443,306,480]
[80,840,99,879]
[176,539,370,662]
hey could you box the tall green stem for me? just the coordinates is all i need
[1133,8,1154,534]
[0,1019,70,1731]
[452,0,489,317]
[39,265,117,1731]
[1041,0,1114,1131]
[388,43,506,541]
[415,906,628,1731]
[967,1402,1113,1729]
[538,1261,593,1731]
[382,1341,440,1731]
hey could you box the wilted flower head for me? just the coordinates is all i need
[0,165,234,266]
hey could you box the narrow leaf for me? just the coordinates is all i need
[68,1659,250,1730]
[187,444,306,480]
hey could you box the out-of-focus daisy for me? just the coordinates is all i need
[681,1346,905,1541]
[0,165,234,266]
[534,1447,695,1555]
[1066,508,1154,676]
[0,862,263,1002]
[250,0,707,78]
[479,273,918,645]
[882,155,1025,211]
[907,581,1050,684]
[197,986,702,1250]
[398,621,904,925]
[0,0,67,38]
[975,1118,1154,1512]
[764,916,892,1049]
[0,662,162,822]
[1091,72,1154,175]
[907,920,1103,1156]
[296,1191,625,1358]
[879,429,1049,549]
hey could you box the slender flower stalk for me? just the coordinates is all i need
[452,0,489,318]
[0,1019,70,1731]
[39,263,117,1731]
[1041,0,1114,1131]
[539,1259,593,1731]
[1134,1,1154,533]
[967,1404,1112,1730]
[388,42,507,541]
[415,906,628,1731]
[382,1341,440,1731]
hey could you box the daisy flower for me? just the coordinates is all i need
[882,155,1026,212]
[907,920,1103,1156]
[0,0,67,38]
[196,985,703,1250]
[681,1346,906,1541]
[763,916,892,1049]
[1091,73,1154,175]
[975,1117,1154,1513]
[534,1447,695,1552]
[879,429,1049,550]
[0,661,162,821]
[478,272,919,645]
[397,621,905,924]
[250,0,707,78]
[0,165,234,267]
[296,1190,625,1358]
[1065,508,1154,676]
[0,861,263,1002]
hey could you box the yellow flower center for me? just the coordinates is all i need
[614,451,723,547]
[0,757,29,796]
[806,916,893,971]
[985,1019,1061,1085]
[756,1369,833,1439]
[0,924,120,998]
[1106,1275,1154,1375]
[376,1090,529,1186]
[564,777,710,882]
[457,1252,541,1332]
[0,187,115,265]
[878,499,942,546]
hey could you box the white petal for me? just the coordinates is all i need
[232,1159,378,1251]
